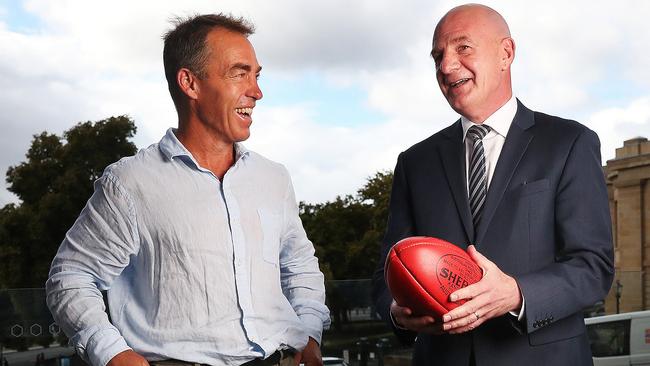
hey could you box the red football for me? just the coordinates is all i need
[385,236,483,318]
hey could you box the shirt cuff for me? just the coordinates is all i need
[83,327,131,366]
[299,313,326,345]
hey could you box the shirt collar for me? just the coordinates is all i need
[461,95,517,141]
[159,128,250,167]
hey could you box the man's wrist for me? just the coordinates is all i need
[508,279,525,321]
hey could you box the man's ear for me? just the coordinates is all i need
[177,68,200,100]
[501,37,515,70]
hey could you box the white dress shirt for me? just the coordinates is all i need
[461,95,518,195]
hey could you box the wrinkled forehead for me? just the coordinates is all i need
[207,29,260,65]
[432,20,479,52]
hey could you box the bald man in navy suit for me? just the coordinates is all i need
[372,4,614,365]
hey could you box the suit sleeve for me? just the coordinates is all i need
[371,152,418,345]
[516,128,614,333]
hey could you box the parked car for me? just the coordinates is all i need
[322,357,349,366]
[585,310,650,365]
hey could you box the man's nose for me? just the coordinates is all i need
[438,53,460,75]
[248,78,263,100]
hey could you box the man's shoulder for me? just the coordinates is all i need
[402,120,460,158]
[531,110,594,143]
[244,149,290,179]
[101,142,164,182]
[533,110,587,131]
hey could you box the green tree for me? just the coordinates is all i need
[0,116,137,288]
[299,171,393,329]
[300,170,392,280]
[350,170,393,278]
[301,195,373,280]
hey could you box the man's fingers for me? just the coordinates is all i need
[447,316,486,334]
[449,281,483,302]
[443,303,484,328]
[391,300,413,315]
[443,290,492,322]
[443,305,492,333]
[398,313,436,328]
[448,246,495,303]
[390,300,439,332]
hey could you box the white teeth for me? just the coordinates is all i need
[235,108,253,116]
[451,78,469,87]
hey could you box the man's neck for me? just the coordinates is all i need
[464,91,513,123]
[175,120,235,180]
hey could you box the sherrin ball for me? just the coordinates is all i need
[385,236,483,318]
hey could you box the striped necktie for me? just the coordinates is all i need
[467,124,491,229]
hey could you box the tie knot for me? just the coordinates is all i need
[467,124,490,141]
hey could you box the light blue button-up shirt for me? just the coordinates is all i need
[46,129,330,366]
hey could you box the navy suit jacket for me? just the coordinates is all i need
[372,101,614,366]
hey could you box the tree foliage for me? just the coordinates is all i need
[299,171,393,328]
[300,170,393,281]
[0,116,137,288]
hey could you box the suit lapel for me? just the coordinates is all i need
[476,100,535,244]
[438,120,474,243]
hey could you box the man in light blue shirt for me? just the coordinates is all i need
[45,14,330,366]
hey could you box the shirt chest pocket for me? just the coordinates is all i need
[258,208,282,266]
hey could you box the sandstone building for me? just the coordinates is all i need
[604,137,650,314]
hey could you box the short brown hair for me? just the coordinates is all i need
[162,14,255,110]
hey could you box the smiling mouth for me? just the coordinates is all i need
[450,78,471,88]
[235,107,253,118]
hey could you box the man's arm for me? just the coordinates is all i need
[46,173,141,366]
[517,128,614,332]
[278,168,330,346]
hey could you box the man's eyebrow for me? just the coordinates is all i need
[431,35,473,57]
[450,35,472,44]
[230,63,263,73]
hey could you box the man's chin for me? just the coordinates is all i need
[235,130,251,142]
[447,99,470,117]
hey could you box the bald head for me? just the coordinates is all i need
[434,4,511,47]
[431,4,516,123]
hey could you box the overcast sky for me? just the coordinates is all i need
[1,0,649,206]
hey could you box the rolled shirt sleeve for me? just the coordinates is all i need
[46,172,138,366]
[278,169,330,344]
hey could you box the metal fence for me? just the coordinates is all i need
[0,280,411,366]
